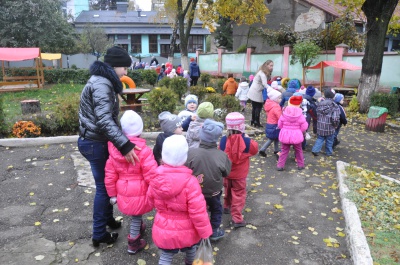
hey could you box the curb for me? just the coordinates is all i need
[336,161,373,265]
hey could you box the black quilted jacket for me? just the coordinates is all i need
[78,61,134,155]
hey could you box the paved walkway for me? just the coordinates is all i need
[0,122,398,265]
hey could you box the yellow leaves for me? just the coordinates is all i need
[244,208,252,212]
[137,259,146,265]
[83,201,90,206]
[35,255,45,261]
[35,221,41,226]
[29,202,36,206]
[29,192,35,196]
[323,237,340,248]
[274,204,284,209]
[337,232,346,237]
[394,224,400,230]
[331,207,342,214]
[146,216,154,221]
[246,224,257,230]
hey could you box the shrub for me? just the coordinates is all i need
[71,64,78,70]
[199,73,212,87]
[189,86,209,103]
[215,78,226,94]
[31,113,60,136]
[348,95,359,113]
[0,97,7,137]
[138,69,158,86]
[147,87,178,114]
[158,77,171,88]
[205,94,241,121]
[370,92,399,116]
[237,44,247,53]
[169,77,188,100]
[221,95,241,113]
[127,70,143,87]
[53,94,80,134]
[206,93,223,109]
[12,121,41,138]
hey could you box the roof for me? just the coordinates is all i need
[75,10,205,26]
[75,26,210,35]
[303,0,343,17]
[307,60,362,71]
[0,48,40,61]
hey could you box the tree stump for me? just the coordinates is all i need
[21,100,41,114]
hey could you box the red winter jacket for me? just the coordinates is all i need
[147,164,212,249]
[105,137,157,215]
[219,134,258,179]
[264,99,282,124]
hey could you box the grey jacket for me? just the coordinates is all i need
[78,61,134,155]
[186,142,232,198]
[247,70,270,103]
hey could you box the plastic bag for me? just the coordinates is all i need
[192,238,213,265]
[305,132,311,140]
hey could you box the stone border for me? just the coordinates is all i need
[336,162,400,264]
[336,161,373,265]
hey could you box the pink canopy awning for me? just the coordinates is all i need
[307,60,362,71]
[0,48,41,61]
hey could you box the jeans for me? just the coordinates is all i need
[312,134,335,156]
[204,191,223,230]
[260,138,280,153]
[78,137,113,240]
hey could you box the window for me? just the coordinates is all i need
[117,34,128,39]
[108,35,115,41]
[392,39,400,51]
[160,34,170,39]
[131,35,142,53]
[149,35,158,53]
[188,35,203,53]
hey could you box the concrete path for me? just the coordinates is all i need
[0,122,398,265]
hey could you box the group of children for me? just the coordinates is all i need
[103,95,258,265]
[259,81,347,171]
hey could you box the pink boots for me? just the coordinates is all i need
[127,234,146,254]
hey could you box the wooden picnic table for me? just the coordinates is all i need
[120,88,150,111]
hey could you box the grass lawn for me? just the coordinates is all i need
[344,166,400,264]
[1,83,83,126]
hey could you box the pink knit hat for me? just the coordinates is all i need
[249,74,254,81]
[225,112,245,133]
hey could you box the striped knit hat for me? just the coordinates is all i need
[225,112,245,133]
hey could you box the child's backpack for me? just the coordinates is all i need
[307,99,317,120]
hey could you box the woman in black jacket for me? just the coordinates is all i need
[78,46,139,247]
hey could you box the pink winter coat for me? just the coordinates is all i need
[264,99,282,124]
[147,164,212,249]
[278,106,308,144]
[105,137,158,216]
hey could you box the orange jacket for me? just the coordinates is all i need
[223,78,238,95]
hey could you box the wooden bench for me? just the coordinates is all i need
[2,76,40,87]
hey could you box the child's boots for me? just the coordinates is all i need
[127,235,146,255]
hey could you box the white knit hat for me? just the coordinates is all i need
[268,89,282,101]
[162,135,188,166]
[120,110,143,137]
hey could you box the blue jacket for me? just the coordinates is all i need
[189,62,200,77]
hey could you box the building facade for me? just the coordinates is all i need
[74,2,210,58]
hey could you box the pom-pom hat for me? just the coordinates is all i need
[104,46,132,67]
[306,86,316,97]
[120,110,143,137]
[268,89,282,101]
[226,112,245,133]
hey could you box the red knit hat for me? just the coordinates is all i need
[288,95,303,107]
[190,57,195,62]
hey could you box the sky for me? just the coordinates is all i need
[134,0,152,11]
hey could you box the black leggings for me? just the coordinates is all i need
[251,100,263,126]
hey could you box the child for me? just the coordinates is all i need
[302,86,318,135]
[311,88,340,156]
[235,77,250,112]
[105,110,158,254]
[178,94,198,121]
[186,119,232,241]
[168,68,178,78]
[277,96,308,171]
[223,73,238,96]
[219,112,258,228]
[153,111,183,165]
[186,102,214,149]
[259,89,282,160]
[183,70,191,87]
[280,79,301,107]
[248,74,254,87]
[147,135,212,265]
[333,93,347,148]
[270,80,285,93]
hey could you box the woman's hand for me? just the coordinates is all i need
[124,145,141,165]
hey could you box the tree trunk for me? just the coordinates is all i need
[168,21,179,63]
[21,100,41,115]
[177,0,199,71]
[358,0,399,113]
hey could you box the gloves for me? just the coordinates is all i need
[110,196,117,205]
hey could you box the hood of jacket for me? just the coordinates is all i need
[227,77,236,83]
[264,99,280,113]
[150,165,193,199]
[318,99,336,115]
[90,61,123,94]
[108,136,147,163]
[224,134,247,164]
[190,62,198,67]
[238,82,249,90]
[281,106,303,122]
